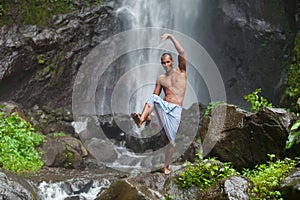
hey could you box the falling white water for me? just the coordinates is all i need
[84,0,211,173]
[37,178,110,200]
[96,0,204,115]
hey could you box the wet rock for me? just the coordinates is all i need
[199,0,296,107]
[281,169,300,200]
[200,104,295,169]
[0,169,37,200]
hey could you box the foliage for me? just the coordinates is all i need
[176,157,237,190]
[285,31,300,113]
[244,88,273,112]
[164,195,179,200]
[52,132,66,137]
[285,119,300,149]
[242,154,299,200]
[203,101,224,118]
[0,109,45,173]
[0,0,104,27]
[0,4,4,16]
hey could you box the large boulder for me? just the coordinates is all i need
[281,169,300,200]
[198,176,252,200]
[41,135,88,169]
[96,179,163,200]
[200,104,295,169]
[0,169,37,200]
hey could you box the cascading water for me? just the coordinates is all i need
[74,0,215,174]
[37,179,110,200]
[96,0,208,115]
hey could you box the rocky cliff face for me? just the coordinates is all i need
[0,1,120,109]
[195,0,298,107]
[0,0,298,110]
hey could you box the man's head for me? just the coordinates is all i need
[161,53,174,72]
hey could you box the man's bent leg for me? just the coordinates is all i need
[131,102,153,128]
[140,102,153,124]
[164,143,174,175]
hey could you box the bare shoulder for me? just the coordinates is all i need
[176,67,187,76]
[158,74,166,79]
[156,74,165,83]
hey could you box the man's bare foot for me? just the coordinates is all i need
[131,112,142,128]
[163,167,171,175]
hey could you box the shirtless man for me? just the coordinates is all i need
[131,33,186,174]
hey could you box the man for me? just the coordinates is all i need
[131,33,186,174]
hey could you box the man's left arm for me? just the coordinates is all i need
[161,33,186,72]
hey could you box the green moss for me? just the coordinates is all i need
[0,0,104,27]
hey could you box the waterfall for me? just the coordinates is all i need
[96,0,207,115]
[74,0,219,173]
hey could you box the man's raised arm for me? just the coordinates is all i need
[161,33,186,72]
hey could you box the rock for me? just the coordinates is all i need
[0,101,27,119]
[200,104,294,169]
[96,179,163,200]
[41,136,88,169]
[0,169,37,200]
[26,106,75,136]
[0,2,117,110]
[84,138,118,163]
[281,169,300,200]
[198,176,252,200]
[41,138,68,167]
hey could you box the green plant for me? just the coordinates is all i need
[0,4,4,16]
[176,157,237,190]
[37,54,45,64]
[52,132,66,137]
[244,88,273,112]
[285,119,300,149]
[0,110,45,173]
[164,195,179,200]
[203,101,224,118]
[64,144,73,168]
[243,154,299,200]
[285,31,300,112]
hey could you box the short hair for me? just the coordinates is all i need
[161,53,173,60]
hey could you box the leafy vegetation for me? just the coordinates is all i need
[285,119,300,149]
[202,101,224,118]
[285,30,300,113]
[51,132,66,137]
[243,155,299,200]
[177,154,299,199]
[0,0,104,27]
[176,157,238,190]
[244,88,273,112]
[0,107,45,173]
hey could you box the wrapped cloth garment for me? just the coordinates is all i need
[146,94,182,145]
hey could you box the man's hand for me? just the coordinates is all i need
[161,33,171,41]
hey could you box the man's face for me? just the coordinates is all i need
[161,55,173,73]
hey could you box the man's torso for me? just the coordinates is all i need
[158,68,186,106]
